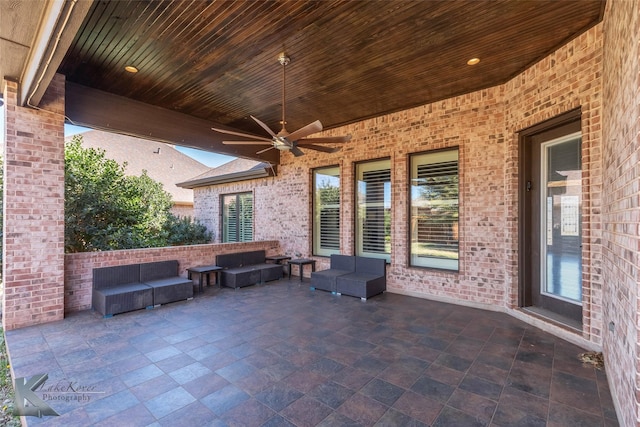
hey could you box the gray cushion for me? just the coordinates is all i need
[93,264,140,290]
[354,256,386,276]
[336,273,386,300]
[243,250,266,265]
[216,253,243,269]
[331,254,356,271]
[222,267,262,288]
[310,269,351,293]
[140,260,179,282]
[144,277,193,305]
[92,283,153,316]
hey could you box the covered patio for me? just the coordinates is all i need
[2,0,639,425]
[7,281,617,426]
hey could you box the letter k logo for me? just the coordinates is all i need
[14,374,59,417]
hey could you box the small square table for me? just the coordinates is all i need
[287,258,316,282]
[266,255,291,277]
[187,264,222,293]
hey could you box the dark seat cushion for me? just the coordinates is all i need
[242,250,267,265]
[354,256,386,275]
[310,269,352,293]
[330,254,356,271]
[216,253,244,269]
[309,254,356,293]
[221,266,262,288]
[139,260,180,282]
[217,251,276,288]
[144,277,193,305]
[336,273,386,300]
[216,250,267,269]
[93,264,140,290]
[92,283,153,316]
[257,263,283,282]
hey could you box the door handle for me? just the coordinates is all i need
[526,181,533,192]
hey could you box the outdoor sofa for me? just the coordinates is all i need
[310,254,386,300]
[92,260,193,317]
[215,250,283,288]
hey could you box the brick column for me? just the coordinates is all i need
[2,75,66,330]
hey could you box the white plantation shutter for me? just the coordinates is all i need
[357,159,391,261]
[410,150,459,270]
[313,166,340,256]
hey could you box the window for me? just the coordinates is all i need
[356,159,391,262]
[313,166,340,256]
[410,149,459,270]
[222,192,253,242]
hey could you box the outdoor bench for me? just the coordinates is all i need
[92,260,193,317]
[310,254,386,300]
[215,250,283,288]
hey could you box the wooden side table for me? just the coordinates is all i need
[287,259,316,282]
[187,265,222,293]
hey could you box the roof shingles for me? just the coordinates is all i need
[67,130,210,204]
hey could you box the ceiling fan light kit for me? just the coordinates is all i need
[212,53,351,157]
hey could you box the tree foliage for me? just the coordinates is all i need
[64,136,211,252]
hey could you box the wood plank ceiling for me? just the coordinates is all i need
[58,0,604,158]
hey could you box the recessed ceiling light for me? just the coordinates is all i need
[124,65,139,73]
[467,58,480,66]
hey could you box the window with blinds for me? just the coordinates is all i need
[222,192,253,243]
[410,149,459,270]
[313,166,340,256]
[356,159,391,261]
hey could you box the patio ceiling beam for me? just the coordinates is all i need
[65,82,280,165]
[19,0,93,107]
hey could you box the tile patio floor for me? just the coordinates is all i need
[6,279,618,426]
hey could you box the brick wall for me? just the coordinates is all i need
[2,75,66,330]
[64,241,280,312]
[503,26,604,343]
[600,0,640,425]
[195,24,603,332]
[170,203,195,219]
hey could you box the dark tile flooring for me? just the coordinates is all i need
[6,279,618,426]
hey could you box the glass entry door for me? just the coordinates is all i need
[520,113,582,326]
[539,133,582,309]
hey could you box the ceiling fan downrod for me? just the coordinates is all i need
[213,51,350,157]
[278,53,290,132]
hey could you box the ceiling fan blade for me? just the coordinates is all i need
[221,140,273,145]
[290,146,305,157]
[297,144,342,153]
[287,120,323,141]
[297,135,352,144]
[250,115,278,138]
[212,127,273,142]
[256,146,275,155]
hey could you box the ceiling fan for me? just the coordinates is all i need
[212,53,351,157]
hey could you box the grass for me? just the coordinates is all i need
[411,242,459,259]
[0,327,21,426]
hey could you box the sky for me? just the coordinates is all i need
[0,109,235,168]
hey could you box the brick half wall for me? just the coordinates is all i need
[64,241,280,313]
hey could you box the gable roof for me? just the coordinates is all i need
[177,158,273,189]
[67,130,210,204]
